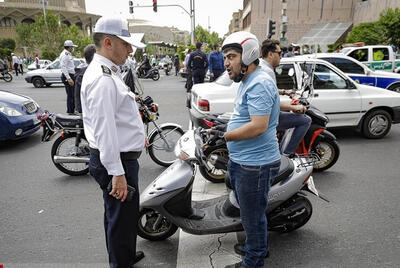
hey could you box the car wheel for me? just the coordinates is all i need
[388,83,400,93]
[32,77,45,88]
[362,110,392,139]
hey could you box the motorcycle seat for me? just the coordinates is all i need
[56,114,83,128]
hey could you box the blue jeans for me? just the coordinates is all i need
[228,159,281,268]
[277,111,311,155]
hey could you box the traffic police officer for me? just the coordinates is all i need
[80,17,146,268]
[60,40,77,114]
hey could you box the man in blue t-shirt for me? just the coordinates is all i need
[213,31,281,268]
[208,43,225,82]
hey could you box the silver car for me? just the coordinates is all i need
[25,58,85,88]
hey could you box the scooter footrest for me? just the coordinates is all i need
[187,209,205,220]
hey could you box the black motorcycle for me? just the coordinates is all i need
[0,68,12,82]
[136,66,160,81]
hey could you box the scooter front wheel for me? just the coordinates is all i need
[148,125,184,167]
[138,209,178,241]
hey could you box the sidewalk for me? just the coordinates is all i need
[176,169,243,268]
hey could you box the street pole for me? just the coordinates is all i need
[280,0,288,46]
[130,1,195,45]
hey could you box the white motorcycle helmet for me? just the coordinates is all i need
[222,31,260,82]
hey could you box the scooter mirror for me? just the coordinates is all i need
[288,68,295,77]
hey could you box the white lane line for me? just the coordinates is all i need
[176,168,241,268]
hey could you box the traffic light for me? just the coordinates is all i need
[153,0,157,12]
[129,1,133,14]
[268,19,276,38]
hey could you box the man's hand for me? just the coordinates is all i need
[206,129,225,145]
[109,175,128,202]
[67,78,74,86]
[210,72,214,78]
[291,104,307,114]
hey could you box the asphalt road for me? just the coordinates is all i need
[1,74,400,267]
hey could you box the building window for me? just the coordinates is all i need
[0,17,17,27]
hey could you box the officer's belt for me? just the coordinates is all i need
[89,147,141,160]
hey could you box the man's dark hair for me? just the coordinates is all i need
[213,43,219,50]
[195,42,202,50]
[83,44,96,64]
[261,39,280,58]
[93,33,117,48]
[64,46,70,50]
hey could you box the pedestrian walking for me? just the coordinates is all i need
[187,42,208,84]
[208,43,225,82]
[215,31,281,268]
[11,53,19,76]
[80,16,146,268]
[74,44,96,113]
[60,40,77,114]
[174,54,180,76]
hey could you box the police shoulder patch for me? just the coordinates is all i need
[65,52,69,55]
[101,65,111,75]
[111,66,118,73]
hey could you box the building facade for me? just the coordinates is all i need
[0,0,99,39]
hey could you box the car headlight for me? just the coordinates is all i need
[0,106,23,116]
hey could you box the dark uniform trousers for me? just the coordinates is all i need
[192,69,206,84]
[61,73,75,114]
[89,152,140,268]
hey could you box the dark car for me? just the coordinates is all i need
[0,90,43,140]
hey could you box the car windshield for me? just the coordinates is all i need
[48,60,60,69]
[214,71,234,86]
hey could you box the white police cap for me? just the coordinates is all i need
[94,17,143,48]
[64,40,78,47]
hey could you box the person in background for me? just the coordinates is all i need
[11,53,19,76]
[34,53,40,69]
[184,48,193,91]
[60,40,78,114]
[151,55,156,67]
[294,45,301,56]
[187,42,208,84]
[285,46,295,57]
[74,44,96,113]
[208,43,225,82]
[174,54,180,76]
[260,39,311,158]
[18,56,24,75]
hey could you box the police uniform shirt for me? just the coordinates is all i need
[81,53,145,176]
[59,49,75,79]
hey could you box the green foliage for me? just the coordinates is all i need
[15,11,93,60]
[379,7,400,46]
[346,22,386,45]
[0,48,13,60]
[327,42,343,53]
[0,38,16,50]
[194,25,222,53]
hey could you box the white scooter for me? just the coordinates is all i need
[137,128,328,241]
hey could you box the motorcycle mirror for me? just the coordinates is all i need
[288,68,295,77]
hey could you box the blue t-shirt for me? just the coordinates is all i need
[227,67,280,166]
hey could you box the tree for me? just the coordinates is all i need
[15,11,93,60]
[0,38,16,50]
[346,21,386,45]
[379,7,400,46]
[194,25,222,53]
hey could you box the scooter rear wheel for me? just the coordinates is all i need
[138,209,178,241]
[311,139,340,172]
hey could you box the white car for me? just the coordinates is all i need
[25,58,85,88]
[189,56,400,139]
[27,59,51,70]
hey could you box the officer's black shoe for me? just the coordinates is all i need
[234,243,270,258]
[133,251,145,264]
[224,262,245,268]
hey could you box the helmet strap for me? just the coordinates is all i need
[234,63,248,82]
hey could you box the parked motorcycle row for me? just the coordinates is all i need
[38,62,338,245]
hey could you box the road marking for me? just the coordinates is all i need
[176,168,242,268]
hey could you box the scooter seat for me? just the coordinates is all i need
[224,155,294,189]
[272,156,294,186]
